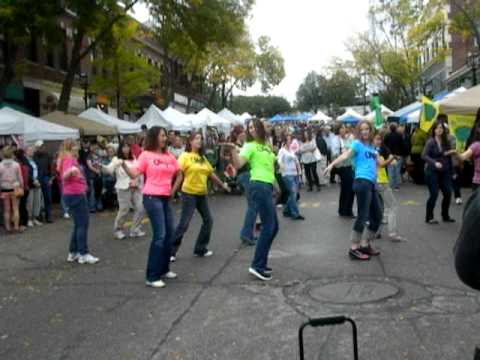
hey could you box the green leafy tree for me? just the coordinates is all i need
[295,71,328,112]
[91,20,160,118]
[0,0,61,102]
[57,0,141,112]
[231,95,291,118]
[255,36,286,93]
[448,0,480,52]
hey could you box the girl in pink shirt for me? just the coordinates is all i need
[59,139,99,265]
[123,127,182,288]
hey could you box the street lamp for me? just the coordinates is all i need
[79,73,89,109]
[467,51,480,86]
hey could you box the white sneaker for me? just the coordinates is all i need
[33,219,43,226]
[67,252,79,262]
[456,198,463,205]
[27,220,34,228]
[77,254,99,264]
[194,250,213,258]
[130,229,146,238]
[63,213,70,219]
[114,231,126,240]
[164,271,177,279]
[170,256,176,262]
[146,279,166,288]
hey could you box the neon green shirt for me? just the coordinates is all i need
[240,141,276,184]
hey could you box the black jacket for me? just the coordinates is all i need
[33,151,52,178]
[384,131,405,156]
[315,135,328,156]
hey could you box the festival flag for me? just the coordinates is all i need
[448,114,476,151]
[420,96,439,133]
[371,94,384,129]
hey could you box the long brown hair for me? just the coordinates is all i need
[144,126,168,153]
[355,120,375,143]
[246,119,267,144]
[185,132,205,156]
[430,120,450,149]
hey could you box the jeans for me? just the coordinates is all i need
[352,179,382,240]
[282,175,300,218]
[452,166,462,199]
[337,166,355,216]
[378,184,398,235]
[388,159,402,189]
[19,190,29,226]
[172,193,213,256]
[303,162,319,189]
[143,195,174,282]
[239,172,257,242]
[250,181,279,272]
[40,176,52,221]
[88,178,103,212]
[63,194,89,255]
[425,169,452,221]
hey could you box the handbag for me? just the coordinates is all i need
[314,148,323,161]
[14,186,24,197]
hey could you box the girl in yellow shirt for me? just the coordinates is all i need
[171,132,230,261]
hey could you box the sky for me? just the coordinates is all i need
[132,1,371,103]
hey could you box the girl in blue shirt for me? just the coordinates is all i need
[325,120,383,260]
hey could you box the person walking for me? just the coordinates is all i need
[315,128,329,186]
[325,120,383,261]
[58,139,99,264]
[333,124,355,218]
[0,146,23,233]
[228,119,279,281]
[102,142,145,240]
[422,119,456,224]
[171,132,230,262]
[33,140,54,223]
[384,123,405,190]
[122,126,182,289]
[299,130,321,192]
[25,146,42,227]
[278,134,304,220]
[85,142,103,213]
[15,149,31,231]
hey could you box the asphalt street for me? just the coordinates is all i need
[0,183,478,360]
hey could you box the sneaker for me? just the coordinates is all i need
[170,256,176,263]
[63,213,70,219]
[426,219,439,225]
[163,271,177,279]
[264,267,273,274]
[130,229,146,238]
[248,267,272,281]
[455,198,463,205]
[241,236,257,246]
[67,252,79,262]
[77,254,99,264]
[194,250,213,258]
[359,245,380,257]
[27,220,34,228]
[33,219,43,226]
[291,215,305,221]
[146,279,166,288]
[443,217,456,223]
[348,248,370,261]
[114,230,126,240]
[389,233,407,242]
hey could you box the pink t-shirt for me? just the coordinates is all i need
[60,155,87,195]
[470,141,480,184]
[136,150,179,196]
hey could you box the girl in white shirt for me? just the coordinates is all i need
[103,142,145,239]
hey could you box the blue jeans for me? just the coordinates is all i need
[40,176,52,221]
[250,181,279,272]
[388,158,402,189]
[239,172,257,242]
[63,194,89,255]
[425,169,452,221]
[58,186,69,215]
[88,178,103,211]
[352,179,382,235]
[282,175,300,217]
[172,193,213,256]
[143,195,174,282]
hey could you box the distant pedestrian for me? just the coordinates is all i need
[384,123,405,190]
[0,146,24,233]
[33,140,54,223]
[333,124,355,218]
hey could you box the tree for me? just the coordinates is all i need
[295,71,328,112]
[231,95,291,118]
[0,1,61,103]
[448,0,480,53]
[57,0,141,112]
[91,20,160,118]
[255,36,286,93]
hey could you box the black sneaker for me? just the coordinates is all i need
[264,267,273,274]
[443,217,456,223]
[241,236,257,246]
[291,215,305,221]
[426,219,439,225]
[248,267,272,281]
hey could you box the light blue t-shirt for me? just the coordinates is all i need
[351,140,378,183]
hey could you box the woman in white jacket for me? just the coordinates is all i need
[103,142,145,239]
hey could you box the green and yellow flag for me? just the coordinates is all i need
[420,96,439,133]
[448,114,475,152]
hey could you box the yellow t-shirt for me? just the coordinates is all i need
[179,152,214,195]
[377,155,389,184]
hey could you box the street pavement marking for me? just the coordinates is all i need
[401,200,420,206]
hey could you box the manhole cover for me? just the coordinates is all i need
[309,281,400,304]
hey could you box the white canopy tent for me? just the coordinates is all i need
[240,112,253,121]
[163,107,194,132]
[0,107,79,142]
[137,105,172,129]
[440,85,479,115]
[364,105,394,122]
[309,110,332,122]
[197,108,231,133]
[337,108,365,122]
[218,108,244,125]
[79,108,140,134]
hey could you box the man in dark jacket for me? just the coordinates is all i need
[33,140,53,223]
[384,123,405,190]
